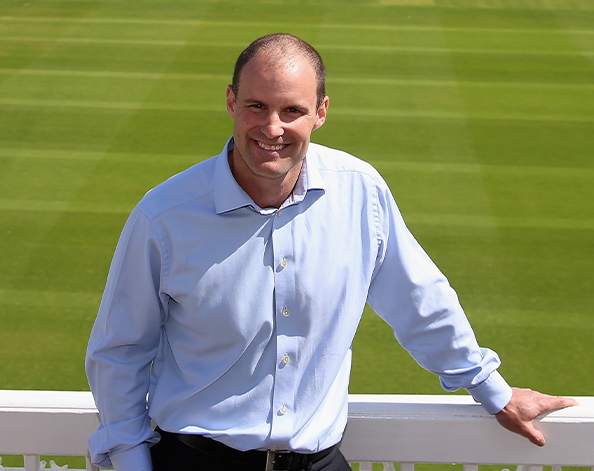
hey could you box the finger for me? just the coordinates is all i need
[555,397,580,408]
[511,417,546,447]
[539,396,580,413]
[524,422,546,447]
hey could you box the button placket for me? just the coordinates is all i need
[269,211,297,441]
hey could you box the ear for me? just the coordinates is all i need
[226,85,237,119]
[312,96,329,131]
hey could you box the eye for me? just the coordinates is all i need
[287,108,301,114]
[250,103,264,109]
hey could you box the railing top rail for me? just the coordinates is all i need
[347,393,594,421]
[0,390,96,412]
[3,389,592,416]
[344,394,594,466]
[1,391,593,466]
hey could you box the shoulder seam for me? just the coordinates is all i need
[140,187,215,221]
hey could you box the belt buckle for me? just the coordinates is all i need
[265,449,292,471]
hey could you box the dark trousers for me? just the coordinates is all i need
[150,431,352,471]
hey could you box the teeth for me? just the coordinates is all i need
[258,141,285,151]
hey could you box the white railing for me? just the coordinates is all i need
[1,391,593,470]
[0,391,99,471]
[343,395,594,469]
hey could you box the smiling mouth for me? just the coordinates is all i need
[257,141,286,151]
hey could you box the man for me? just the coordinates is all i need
[86,34,576,471]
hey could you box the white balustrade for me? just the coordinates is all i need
[1,391,593,470]
[0,391,99,471]
[344,394,594,470]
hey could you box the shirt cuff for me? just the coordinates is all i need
[109,443,153,471]
[467,370,513,414]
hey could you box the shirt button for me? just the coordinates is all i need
[280,257,287,268]
[282,307,290,317]
[277,209,283,217]
[279,404,287,415]
[282,354,290,364]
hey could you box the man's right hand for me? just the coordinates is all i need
[495,387,579,446]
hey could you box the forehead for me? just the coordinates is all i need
[237,54,318,105]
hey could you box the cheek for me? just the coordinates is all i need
[295,124,315,142]
[234,120,254,140]
[234,111,257,129]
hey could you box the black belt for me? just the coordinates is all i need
[160,429,337,471]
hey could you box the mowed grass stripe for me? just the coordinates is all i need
[0,98,221,112]
[0,147,208,163]
[332,107,594,123]
[1,36,593,56]
[405,213,594,230]
[0,36,188,46]
[468,307,593,329]
[3,98,593,123]
[368,160,594,178]
[0,288,100,309]
[0,199,133,214]
[2,199,591,230]
[1,16,593,35]
[320,45,594,56]
[0,68,229,82]
[331,77,594,90]
[2,68,593,90]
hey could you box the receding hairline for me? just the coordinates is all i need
[231,33,326,107]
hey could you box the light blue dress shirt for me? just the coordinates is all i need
[86,138,512,470]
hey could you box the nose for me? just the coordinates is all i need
[261,112,284,140]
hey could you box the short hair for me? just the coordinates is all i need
[231,33,326,107]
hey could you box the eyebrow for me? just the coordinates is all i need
[241,97,312,112]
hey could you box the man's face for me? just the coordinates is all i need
[226,54,328,188]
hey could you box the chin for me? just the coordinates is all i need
[252,166,292,179]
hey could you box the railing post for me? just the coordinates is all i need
[23,456,40,471]
[518,466,544,471]
[85,456,99,471]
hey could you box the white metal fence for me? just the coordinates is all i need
[1,391,592,470]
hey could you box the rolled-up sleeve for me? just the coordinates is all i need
[86,207,165,469]
[367,182,512,414]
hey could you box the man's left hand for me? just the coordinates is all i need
[495,387,579,446]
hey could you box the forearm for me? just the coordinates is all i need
[86,325,161,468]
[368,185,512,414]
[108,442,154,471]
[85,207,164,467]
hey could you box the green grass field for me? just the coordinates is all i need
[1,0,593,468]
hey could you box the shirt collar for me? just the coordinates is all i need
[213,137,326,215]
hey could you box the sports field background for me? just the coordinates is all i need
[1,0,593,468]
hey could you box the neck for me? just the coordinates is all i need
[228,150,302,209]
